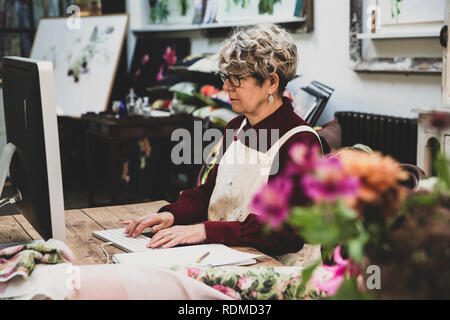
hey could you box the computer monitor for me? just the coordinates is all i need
[0,57,66,242]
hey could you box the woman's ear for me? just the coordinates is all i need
[268,73,280,94]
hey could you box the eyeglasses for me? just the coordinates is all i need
[218,71,248,88]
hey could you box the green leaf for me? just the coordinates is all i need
[435,152,450,190]
[289,203,360,248]
[298,260,321,297]
[347,233,369,263]
[335,199,358,220]
[401,191,440,216]
[331,277,373,300]
[321,245,335,264]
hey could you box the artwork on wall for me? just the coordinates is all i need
[378,0,445,26]
[216,0,296,23]
[148,0,195,24]
[129,37,191,96]
[146,0,311,26]
[30,14,129,117]
[350,0,443,74]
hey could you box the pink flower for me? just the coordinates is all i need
[163,46,177,66]
[186,267,201,279]
[301,157,360,203]
[251,177,293,228]
[237,276,253,290]
[141,54,150,66]
[312,247,361,296]
[156,65,165,81]
[212,285,242,300]
[135,69,141,78]
[284,143,321,177]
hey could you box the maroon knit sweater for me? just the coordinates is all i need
[159,98,321,256]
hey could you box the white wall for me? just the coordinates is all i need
[126,0,445,125]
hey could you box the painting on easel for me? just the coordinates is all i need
[30,14,128,117]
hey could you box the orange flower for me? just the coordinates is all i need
[336,150,408,220]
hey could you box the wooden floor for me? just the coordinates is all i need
[0,201,282,267]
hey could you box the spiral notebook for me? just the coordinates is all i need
[112,244,262,267]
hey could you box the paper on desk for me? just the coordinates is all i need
[112,244,263,267]
[149,110,171,117]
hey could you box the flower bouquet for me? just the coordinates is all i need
[251,113,450,299]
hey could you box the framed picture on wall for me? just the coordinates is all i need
[30,14,129,117]
[216,0,297,23]
[378,0,445,26]
[350,0,444,74]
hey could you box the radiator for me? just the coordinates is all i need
[335,111,418,165]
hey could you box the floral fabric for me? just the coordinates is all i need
[0,240,76,283]
[171,266,305,300]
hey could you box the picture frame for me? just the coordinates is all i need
[30,14,129,117]
[350,0,443,74]
[378,0,445,27]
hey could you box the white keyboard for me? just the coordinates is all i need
[92,228,152,253]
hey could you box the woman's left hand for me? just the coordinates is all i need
[148,224,207,249]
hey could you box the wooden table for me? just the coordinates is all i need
[0,201,282,267]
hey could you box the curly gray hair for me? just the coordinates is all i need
[218,23,298,94]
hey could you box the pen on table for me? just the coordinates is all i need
[196,251,210,264]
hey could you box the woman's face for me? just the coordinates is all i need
[222,73,270,116]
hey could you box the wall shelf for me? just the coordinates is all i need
[357,31,441,40]
[132,16,308,37]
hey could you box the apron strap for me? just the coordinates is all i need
[236,118,247,137]
[268,125,323,156]
[236,119,323,155]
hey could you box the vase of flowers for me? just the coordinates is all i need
[251,112,450,299]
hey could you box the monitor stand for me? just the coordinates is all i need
[0,143,16,198]
[0,143,35,250]
[0,143,22,205]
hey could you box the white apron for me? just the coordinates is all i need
[208,119,322,267]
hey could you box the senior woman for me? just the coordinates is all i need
[124,24,322,261]
[1,24,322,302]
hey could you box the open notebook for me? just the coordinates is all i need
[112,244,263,267]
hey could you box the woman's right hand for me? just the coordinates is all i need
[122,211,175,238]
